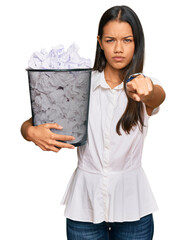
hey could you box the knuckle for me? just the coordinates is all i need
[63,143,74,149]
[48,139,52,145]
[41,145,47,151]
[62,136,67,141]
[50,133,55,140]
[44,144,49,150]
[44,123,49,128]
[138,91,143,96]
[66,136,73,141]
[53,123,58,127]
[136,76,142,80]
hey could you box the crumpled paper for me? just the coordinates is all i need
[28,43,92,146]
[28,43,92,69]
[29,70,91,145]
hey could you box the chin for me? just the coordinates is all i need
[112,64,128,70]
[111,61,130,70]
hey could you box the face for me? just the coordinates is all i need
[98,20,135,71]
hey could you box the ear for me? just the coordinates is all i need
[97,36,103,50]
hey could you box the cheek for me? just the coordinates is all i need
[127,45,135,60]
[103,48,112,60]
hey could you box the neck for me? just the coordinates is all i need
[104,64,123,83]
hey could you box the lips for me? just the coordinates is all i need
[112,56,125,62]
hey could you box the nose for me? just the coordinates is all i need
[114,40,124,53]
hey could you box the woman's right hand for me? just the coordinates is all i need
[21,118,76,152]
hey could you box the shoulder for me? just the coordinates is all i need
[90,70,104,91]
[91,70,102,79]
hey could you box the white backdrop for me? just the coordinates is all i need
[0,0,186,239]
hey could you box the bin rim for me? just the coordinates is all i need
[26,68,92,72]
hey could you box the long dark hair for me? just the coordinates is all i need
[93,5,145,134]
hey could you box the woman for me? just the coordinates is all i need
[21,5,165,240]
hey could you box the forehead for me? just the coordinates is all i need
[103,20,133,37]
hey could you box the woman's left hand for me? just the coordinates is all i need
[126,75,154,103]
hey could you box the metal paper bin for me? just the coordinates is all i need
[27,68,92,146]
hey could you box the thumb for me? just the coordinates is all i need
[127,92,141,102]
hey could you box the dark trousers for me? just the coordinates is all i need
[66,214,154,240]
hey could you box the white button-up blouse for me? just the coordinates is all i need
[61,70,160,223]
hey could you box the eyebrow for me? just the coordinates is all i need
[104,35,133,39]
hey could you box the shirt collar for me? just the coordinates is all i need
[92,71,124,91]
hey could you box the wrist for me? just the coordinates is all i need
[26,125,35,141]
[142,91,154,106]
[142,81,154,106]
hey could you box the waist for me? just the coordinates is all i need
[77,165,142,176]
[77,147,142,173]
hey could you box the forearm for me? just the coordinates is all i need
[143,84,166,109]
[20,118,75,151]
[20,117,33,141]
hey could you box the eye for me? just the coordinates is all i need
[106,39,114,43]
[123,39,132,43]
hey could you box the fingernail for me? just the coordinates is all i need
[72,137,75,140]
[59,125,63,129]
